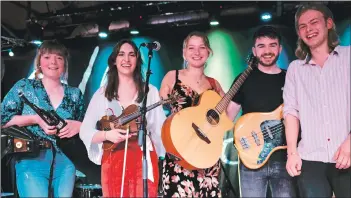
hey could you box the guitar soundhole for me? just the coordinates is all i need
[206,109,219,125]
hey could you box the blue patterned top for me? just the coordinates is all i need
[1,78,85,152]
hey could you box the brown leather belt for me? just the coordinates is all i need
[12,138,52,153]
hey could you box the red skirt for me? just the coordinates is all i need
[101,139,159,197]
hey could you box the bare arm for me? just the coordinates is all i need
[285,114,300,154]
[2,115,38,128]
[92,130,107,144]
[226,102,241,121]
[2,114,57,135]
[159,70,176,99]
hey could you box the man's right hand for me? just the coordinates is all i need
[286,154,302,177]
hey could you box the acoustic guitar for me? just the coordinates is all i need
[162,54,258,170]
[234,104,287,169]
[96,96,179,151]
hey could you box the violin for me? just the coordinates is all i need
[96,96,179,151]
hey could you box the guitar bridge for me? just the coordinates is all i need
[192,123,211,144]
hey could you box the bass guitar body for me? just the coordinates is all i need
[234,105,286,169]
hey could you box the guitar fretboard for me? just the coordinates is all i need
[215,66,254,113]
[115,101,163,125]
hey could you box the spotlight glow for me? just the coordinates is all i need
[98,32,108,38]
[31,40,43,46]
[210,21,220,26]
[261,13,272,22]
[130,30,139,35]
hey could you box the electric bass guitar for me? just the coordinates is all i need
[96,95,179,151]
[162,54,258,170]
[234,104,287,169]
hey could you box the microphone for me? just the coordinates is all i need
[140,41,161,51]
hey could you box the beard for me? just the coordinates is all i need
[258,53,280,67]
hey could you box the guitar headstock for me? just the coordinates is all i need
[246,53,259,69]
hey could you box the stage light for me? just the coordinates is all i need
[30,40,43,46]
[26,22,43,44]
[209,11,220,27]
[130,30,139,35]
[261,13,272,22]
[98,32,108,38]
[9,50,14,57]
[98,21,110,39]
[210,20,219,26]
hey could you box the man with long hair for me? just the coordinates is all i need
[284,3,350,197]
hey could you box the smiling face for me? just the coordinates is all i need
[115,43,137,77]
[297,9,333,50]
[252,37,282,67]
[183,35,211,68]
[39,53,65,80]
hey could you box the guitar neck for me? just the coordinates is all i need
[119,101,163,125]
[215,66,253,113]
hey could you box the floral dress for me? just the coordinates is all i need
[162,70,222,197]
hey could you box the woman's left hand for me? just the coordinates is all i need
[58,120,81,138]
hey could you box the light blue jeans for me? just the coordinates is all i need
[15,149,76,197]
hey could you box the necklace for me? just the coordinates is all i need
[185,69,204,84]
[195,75,204,84]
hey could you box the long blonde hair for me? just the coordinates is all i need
[294,3,340,60]
[34,40,69,81]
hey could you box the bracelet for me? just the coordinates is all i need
[287,152,298,157]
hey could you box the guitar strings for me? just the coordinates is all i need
[112,96,181,125]
[111,100,164,125]
[194,73,251,138]
[261,123,283,133]
[237,125,284,142]
[238,124,284,140]
[215,67,252,113]
[237,128,284,147]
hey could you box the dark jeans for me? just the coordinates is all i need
[240,160,297,197]
[297,160,351,198]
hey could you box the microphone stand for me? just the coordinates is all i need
[138,45,154,198]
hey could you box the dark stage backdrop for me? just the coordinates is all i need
[1,20,350,196]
